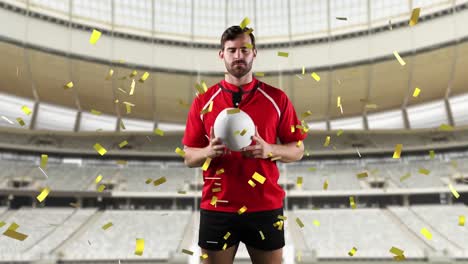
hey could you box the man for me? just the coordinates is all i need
[182,25,307,264]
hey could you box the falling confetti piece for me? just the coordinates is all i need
[254,72,265,77]
[102,222,113,230]
[400,173,411,182]
[64,81,73,89]
[295,217,304,228]
[21,106,32,115]
[356,172,368,179]
[239,17,250,29]
[449,184,460,199]
[95,174,103,183]
[175,147,185,157]
[439,124,454,131]
[420,228,432,240]
[153,177,167,186]
[40,154,48,169]
[93,143,107,156]
[419,168,430,175]
[89,29,102,44]
[16,117,25,126]
[97,184,106,192]
[118,140,128,148]
[313,220,320,226]
[409,8,421,26]
[393,51,406,66]
[429,150,435,159]
[202,158,212,171]
[36,187,50,202]
[311,72,320,81]
[238,206,247,215]
[413,87,421,97]
[182,249,194,255]
[252,172,266,184]
[134,238,144,256]
[348,247,358,256]
[337,129,344,136]
[459,215,465,226]
[393,144,403,159]
[277,51,289,57]
[324,136,331,147]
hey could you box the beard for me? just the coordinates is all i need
[225,59,253,78]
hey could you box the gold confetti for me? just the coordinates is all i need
[139,72,149,82]
[271,156,281,161]
[301,110,312,119]
[134,238,144,256]
[429,150,435,159]
[40,154,48,169]
[409,8,421,26]
[337,96,341,108]
[129,79,136,95]
[337,129,344,136]
[311,72,320,81]
[93,143,107,156]
[324,136,331,147]
[227,108,240,114]
[16,117,25,126]
[116,160,127,165]
[238,206,247,215]
[323,179,329,190]
[296,177,303,187]
[389,246,405,257]
[129,70,138,78]
[240,17,250,29]
[349,196,357,209]
[3,223,28,241]
[21,106,32,115]
[348,247,358,256]
[252,172,266,184]
[291,125,295,133]
[439,124,454,131]
[244,28,254,35]
[393,144,403,159]
[97,184,106,192]
[277,51,289,57]
[182,249,193,255]
[95,174,103,183]
[239,128,247,136]
[36,187,50,202]
[200,253,208,260]
[223,232,231,240]
[145,178,152,184]
[89,29,102,44]
[202,158,212,171]
[175,147,185,157]
[277,215,287,220]
[153,177,167,186]
[400,173,411,182]
[296,140,302,147]
[393,51,406,66]
[357,172,368,179]
[302,66,305,75]
[365,103,378,109]
[106,69,114,80]
[336,16,348,20]
[459,215,465,226]
[90,109,101,115]
[449,184,460,199]
[245,43,253,49]
[212,187,221,193]
[295,217,304,228]
[248,179,256,187]
[216,168,224,175]
[420,228,432,240]
[64,81,73,89]
[118,140,128,148]
[102,222,113,230]
[313,220,320,226]
[255,72,265,77]
[259,231,265,240]
[273,220,284,230]
[419,168,430,175]
[413,87,421,97]
[222,243,227,250]
[200,101,214,115]
[210,196,218,206]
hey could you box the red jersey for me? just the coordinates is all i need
[182,77,307,212]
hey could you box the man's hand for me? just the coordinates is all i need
[241,127,273,159]
[205,126,228,159]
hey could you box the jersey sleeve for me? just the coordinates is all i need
[182,97,209,148]
[277,93,308,144]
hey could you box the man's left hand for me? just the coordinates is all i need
[241,127,273,159]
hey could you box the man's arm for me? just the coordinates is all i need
[241,127,305,163]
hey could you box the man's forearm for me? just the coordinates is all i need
[184,147,208,168]
[270,142,304,163]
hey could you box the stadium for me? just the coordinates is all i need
[0,0,468,263]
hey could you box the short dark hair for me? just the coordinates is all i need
[220,25,255,50]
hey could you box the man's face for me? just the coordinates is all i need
[219,34,256,78]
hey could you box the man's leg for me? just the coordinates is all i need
[246,246,282,264]
[201,243,239,264]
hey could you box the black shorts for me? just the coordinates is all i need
[198,208,285,251]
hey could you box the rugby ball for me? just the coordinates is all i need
[213,108,255,151]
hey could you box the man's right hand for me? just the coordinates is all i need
[205,126,228,158]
